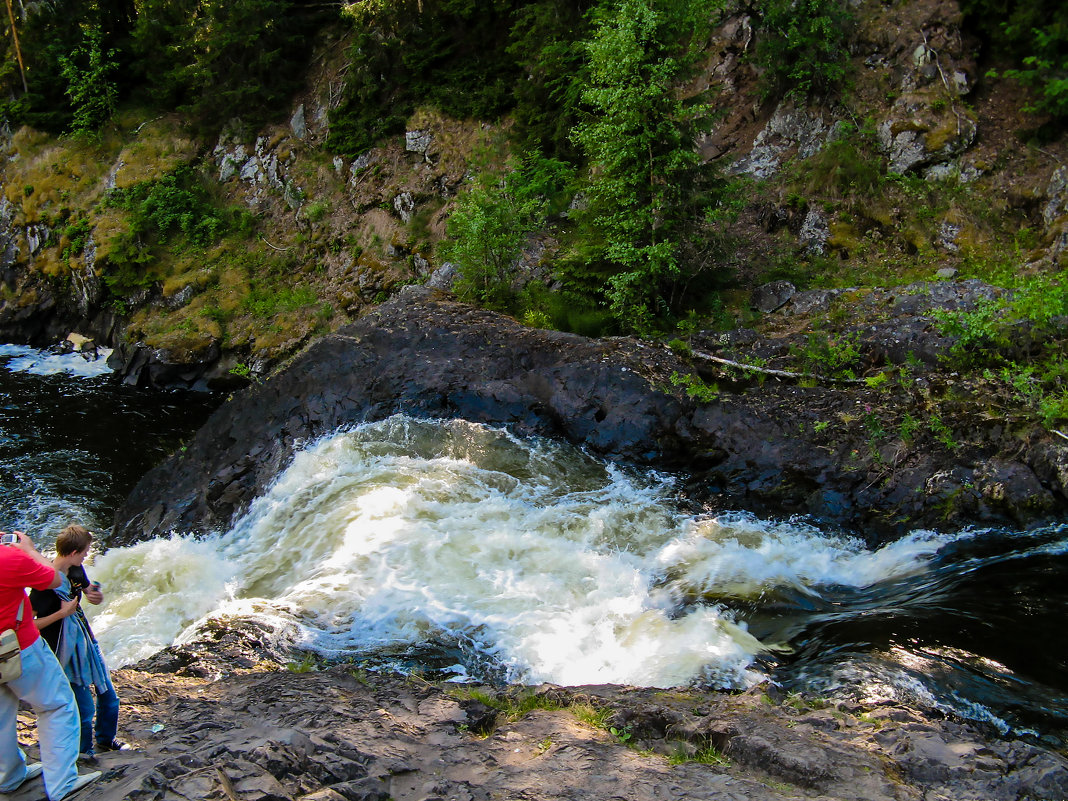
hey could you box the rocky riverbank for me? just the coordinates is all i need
[10,623,1068,801]
[114,283,1068,546]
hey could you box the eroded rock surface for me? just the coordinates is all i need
[11,629,1068,801]
[113,285,1068,547]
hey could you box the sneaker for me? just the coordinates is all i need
[13,762,43,789]
[95,739,129,752]
[58,770,101,799]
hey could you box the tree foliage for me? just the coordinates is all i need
[60,20,119,133]
[131,0,325,132]
[327,0,522,156]
[753,0,853,99]
[0,0,322,133]
[568,0,729,332]
[962,0,1068,122]
[440,152,574,309]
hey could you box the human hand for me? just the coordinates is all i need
[60,597,79,618]
[5,531,39,555]
[84,583,103,604]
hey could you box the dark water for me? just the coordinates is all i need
[4,346,1068,748]
[0,346,220,540]
[750,525,1068,745]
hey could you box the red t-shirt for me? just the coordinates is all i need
[0,547,57,648]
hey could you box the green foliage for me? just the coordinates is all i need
[107,167,229,248]
[754,0,853,99]
[669,739,730,765]
[609,725,633,743]
[328,0,522,155]
[131,0,324,132]
[790,331,862,379]
[101,166,238,295]
[62,218,92,261]
[439,152,574,309]
[517,284,620,337]
[568,0,732,333]
[789,120,883,199]
[670,371,719,402]
[507,0,596,159]
[962,0,1068,122]
[285,651,321,673]
[451,688,565,722]
[60,20,119,133]
[244,284,318,318]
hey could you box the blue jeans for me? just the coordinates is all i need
[70,681,119,754]
[0,638,80,800]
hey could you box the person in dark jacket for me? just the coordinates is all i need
[1,529,100,799]
[31,525,123,760]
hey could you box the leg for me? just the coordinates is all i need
[69,682,95,755]
[93,684,119,749]
[7,639,80,800]
[0,683,31,793]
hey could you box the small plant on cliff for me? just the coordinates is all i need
[609,724,633,744]
[440,151,573,311]
[670,371,719,402]
[669,739,730,766]
[59,21,119,134]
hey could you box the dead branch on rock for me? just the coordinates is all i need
[688,349,867,385]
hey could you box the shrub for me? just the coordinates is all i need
[962,0,1068,123]
[440,152,574,310]
[754,0,853,99]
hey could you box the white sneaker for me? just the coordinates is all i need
[14,762,43,789]
[57,770,101,799]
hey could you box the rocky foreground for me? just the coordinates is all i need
[10,624,1068,801]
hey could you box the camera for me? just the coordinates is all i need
[0,533,19,545]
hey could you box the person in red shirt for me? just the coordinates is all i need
[0,531,100,800]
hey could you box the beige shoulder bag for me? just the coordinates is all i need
[0,597,26,684]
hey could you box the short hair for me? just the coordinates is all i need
[56,525,93,557]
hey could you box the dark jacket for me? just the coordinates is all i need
[29,564,90,653]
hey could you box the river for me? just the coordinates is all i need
[4,346,1067,748]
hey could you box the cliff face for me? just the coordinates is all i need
[0,0,1063,389]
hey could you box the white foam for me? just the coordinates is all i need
[0,344,114,378]
[656,514,960,600]
[84,416,982,689]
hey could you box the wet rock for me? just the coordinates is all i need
[111,286,1068,545]
[732,102,834,179]
[751,281,796,313]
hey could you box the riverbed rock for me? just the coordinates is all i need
[10,629,1067,801]
[112,286,1068,546]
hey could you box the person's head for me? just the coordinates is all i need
[56,524,93,557]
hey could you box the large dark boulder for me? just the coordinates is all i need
[111,287,1068,546]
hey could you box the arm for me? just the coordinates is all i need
[2,531,59,589]
[34,597,79,630]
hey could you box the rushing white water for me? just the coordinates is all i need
[85,415,971,688]
[0,344,113,378]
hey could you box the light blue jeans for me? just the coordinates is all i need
[0,638,81,800]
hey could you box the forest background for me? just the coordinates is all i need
[0,0,1066,427]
